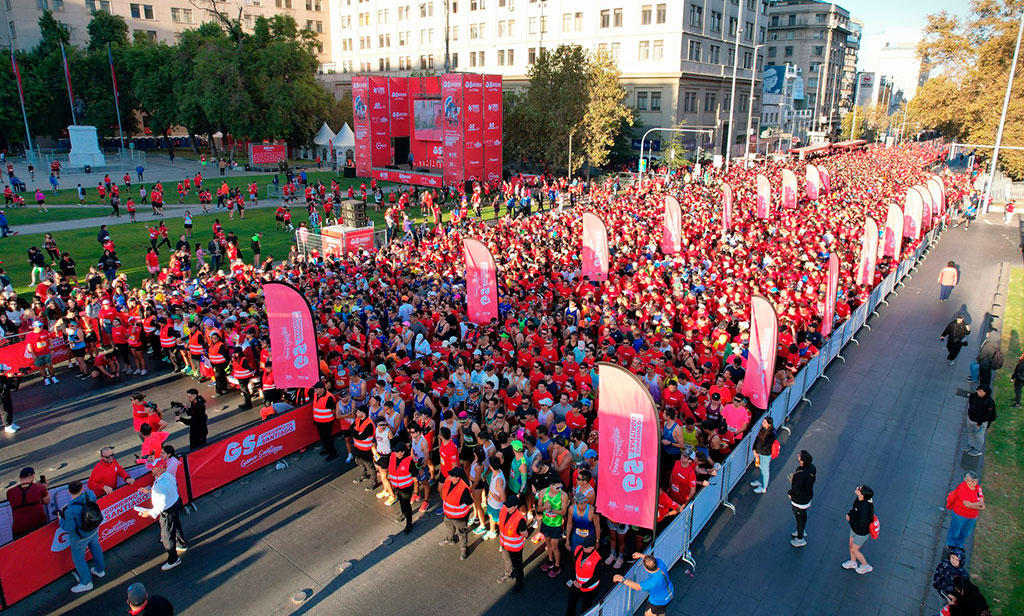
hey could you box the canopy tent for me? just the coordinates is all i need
[313,122,336,146]
[333,123,355,163]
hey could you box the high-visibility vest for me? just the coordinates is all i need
[262,369,275,391]
[353,417,374,450]
[208,341,227,364]
[143,316,157,334]
[159,325,176,348]
[188,331,205,355]
[312,392,336,423]
[388,455,414,489]
[499,506,526,552]
[441,477,471,519]
[574,546,601,592]
[232,357,253,379]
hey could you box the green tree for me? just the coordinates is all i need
[86,11,129,51]
[327,90,354,133]
[840,105,869,140]
[521,45,590,168]
[578,51,633,177]
[25,12,73,139]
[125,38,182,148]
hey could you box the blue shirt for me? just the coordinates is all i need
[637,558,674,606]
[60,490,99,540]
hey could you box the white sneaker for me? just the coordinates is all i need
[133,369,141,375]
[90,567,105,578]
[70,582,94,593]
[841,560,858,570]
[790,538,807,547]
[613,556,624,569]
[44,377,52,386]
[51,376,59,383]
[855,564,873,575]
[749,480,761,488]
[604,553,616,565]
[345,453,354,463]
[139,369,148,376]
[160,560,181,571]
[753,487,766,494]
[4,423,19,433]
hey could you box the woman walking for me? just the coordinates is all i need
[940,314,971,365]
[843,485,875,575]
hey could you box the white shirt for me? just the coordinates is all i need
[144,470,180,517]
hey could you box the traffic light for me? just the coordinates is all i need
[639,158,648,173]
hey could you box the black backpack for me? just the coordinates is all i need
[79,499,104,533]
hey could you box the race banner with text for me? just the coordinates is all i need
[741,296,778,410]
[441,73,465,185]
[463,239,498,325]
[661,196,682,255]
[369,76,391,169]
[388,76,410,138]
[781,168,798,209]
[756,174,770,219]
[483,74,503,184]
[351,76,372,176]
[581,212,609,282]
[462,73,485,181]
[816,164,831,195]
[595,362,659,529]
[263,282,319,389]
[722,183,733,234]
[883,203,904,258]
[903,188,922,240]
[821,253,839,337]
[805,164,820,201]
[927,177,944,215]
[917,185,933,230]
[857,216,879,287]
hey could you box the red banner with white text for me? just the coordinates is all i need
[821,253,839,337]
[857,216,879,287]
[351,76,371,177]
[462,73,484,182]
[483,74,503,184]
[756,174,770,219]
[464,239,498,325]
[581,212,609,282]
[442,73,465,185]
[781,169,798,209]
[722,183,733,234]
[661,196,681,254]
[883,203,904,258]
[805,164,820,201]
[263,282,319,389]
[741,296,778,410]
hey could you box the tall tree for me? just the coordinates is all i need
[578,51,633,176]
[521,45,590,167]
[25,11,73,138]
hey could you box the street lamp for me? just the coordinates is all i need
[725,0,745,171]
[743,43,766,163]
[638,127,716,182]
[984,10,1024,214]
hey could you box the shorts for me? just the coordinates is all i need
[376,453,391,469]
[645,600,668,615]
[608,521,630,535]
[459,447,475,463]
[850,531,869,546]
[71,347,86,358]
[33,354,52,367]
[487,505,500,523]
[540,522,564,540]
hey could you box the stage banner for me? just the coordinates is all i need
[883,203,904,258]
[821,253,839,337]
[483,74,503,184]
[388,76,410,138]
[462,74,485,182]
[464,239,498,324]
[806,164,820,201]
[756,174,770,219]
[351,76,372,176]
[442,73,466,185]
[248,143,288,166]
[741,296,778,410]
[0,465,185,606]
[722,183,733,234]
[263,282,319,389]
[927,178,944,217]
[374,168,442,187]
[595,362,659,529]
[857,216,879,287]
[903,188,922,240]
[817,165,831,195]
[917,185,933,230]
[185,404,322,499]
[661,196,682,254]
[344,227,376,254]
[368,76,391,168]
[581,212,610,282]
[781,168,798,209]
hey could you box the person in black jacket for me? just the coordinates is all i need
[175,388,208,450]
[946,575,991,616]
[940,314,971,364]
[843,484,875,575]
[1010,354,1024,407]
[964,385,995,457]
[750,417,776,494]
[126,582,174,616]
[788,450,816,547]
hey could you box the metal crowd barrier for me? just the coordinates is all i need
[583,225,941,615]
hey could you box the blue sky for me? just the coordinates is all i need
[853,0,970,36]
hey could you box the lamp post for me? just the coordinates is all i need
[849,72,861,139]
[743,43,765,163]
[725,0,744,171]
[639,127,716,182]
[984,11,1024,214]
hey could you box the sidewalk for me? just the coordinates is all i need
[667,215,1016,616]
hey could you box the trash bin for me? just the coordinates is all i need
[84,165,91,173]
[245,163,251,172]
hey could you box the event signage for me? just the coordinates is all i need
[441,73,465,185]
[262,282,319,388]
[806,164,821,201]
[857,216,879,287]
[722,183,733,234]
[463,239,499,325]
[581,212,610,282]
[756,174,770,219]
[595,362,659,529]
[821,253,839,337]
[742,296,778,410]
[351,76,372,176]
[661,196,682,254]
[248,143,287,166]
[904,188,923,240]
[883,203,904,258]
[917,185,933,230]
[781,168,798,209]
[817,165,831,195]
[462,73,485,181]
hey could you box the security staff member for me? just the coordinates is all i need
[566,539,602,616]
[388,442,416,534]
[231,347,256,409]
[158,318,180,372]
[311,382,338,461]
[498,494,529,594]
[351,406,378,486]
[439,467,473,560]
[207,332,229,396]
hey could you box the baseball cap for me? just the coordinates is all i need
[19,467,34,478]
[511,440,524,452]
[126,583,148,607]
[583,449,597,459]
[32,320,43,328]
[458,411,469,419]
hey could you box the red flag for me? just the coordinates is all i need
[857,216,879,287]
[756,174,770,219]
[262,281,320,388]
[781,168,798,209]
[463,238,498,324]
[581,212,609,282]
[107,44,119,102]
[917,185,933,230]
[596,362,660,529]
[821,253,840,337]
[903,188,923,240]
[722,183,733,234]
[661,196,681,255]
[805,165,820,201]
[742,296,778,410]
[883,203,904,258]
[816,165,831,195]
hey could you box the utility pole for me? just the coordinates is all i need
[983,11,1024,214]
[849,72,861,139]
[743,2,763,163]
[725,0,744,170]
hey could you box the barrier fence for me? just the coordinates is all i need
[0,224,942,610]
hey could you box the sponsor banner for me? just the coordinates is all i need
[248,143,287,166]
[186,404,322,499]
[372,168,442,188]
[411,137,444,170]
[463,239,498,324]
[344,227,376,254]
[581,213,609,282]
[595,362,659,529]
[781,168,798,209]
[821,253,839,337]
[369,76,392,168]
[756,174,770,219]
[483,74,503,183]
[903,188,922,240]
[806,164,820,201]
[0,466,185,606]
[722,183,733,234]
[441,73,465,185]
[0,334,68,375]
[857,216,879,287]
[917,185,933,230]
[351,76,372,176]
[927,176,944,214]
[462,74,485,181]
[817,165,831,194]
[741,296,778,410]
[883,203,904,258]
[661,196,682,255]
[388,77,410,138]
[263,282,319,389]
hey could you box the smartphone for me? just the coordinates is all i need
[39,474,46,484]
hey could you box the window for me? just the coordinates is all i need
[598,42,607,53]
[398,6,409,19]
[788,14,796,26]
[36,0,47,9]
[816,12,826,24]
[688,5,702,28]
[759,27,765,43]
[704,92,716,112]
[729,17,736,36]
[470,24,478,39]
[727,47,734,66]
[813,46,823,56]
[641,5,651,25]
[745,21,753,40]
[507,49,514,65]
[130,3,140,17]
[637,92,648,111]
[786,31,794,40]
[134,29,157,40]
[478,51,484,65]
[613,8,622,27]
[563,12,571,32]
[378,33,389,46]
[651,91,661,111]
[639,40,650,61]
[450,0,457,12]
[610,41,620,60]
[767,46,776,58]
[399,31,408,45]
[450,53,458,68]
[742,51,751,68]
[784,45,793,57]
[600,9,609,28]
[770,15,779,26]
[710,11,721,32]
[470,0,482,9]
[809,62,819,72]
[470,51,476,67]
[529,16,537,34]
[51,0,64,12]
[709,44,720,63]
[306,0,322,9]
[747,0,755,9]
[541,15,547,33]
[528,47,536,64]
[653,40,663,60]
[684,92,697,113]
[688,40,700,62]
[451,25,458,40]
[575,12,582,31]
[85,0,95,10]
[656,3,666,24]
[419,2,432,17]
[769,32,777,40]
[171,7,193,22]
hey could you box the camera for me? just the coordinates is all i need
[145,401,158,410]
[170,401,186,420]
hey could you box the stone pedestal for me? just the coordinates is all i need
[67,125,106,167]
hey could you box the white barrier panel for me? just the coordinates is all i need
[803,354,822,388]
[840,319,855,346]
[653,504,691,566]
[689,476,725,536]
[769,391,789,427]
[869,286,883,311]
[787,367,807,413]
[882,272,896,296]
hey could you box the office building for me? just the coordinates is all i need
[858,27,927,102]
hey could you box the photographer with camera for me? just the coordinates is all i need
[174,388,208,450]
[60,480,105,593]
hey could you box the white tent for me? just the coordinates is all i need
[332,123,355,162]
[313,122,335,146]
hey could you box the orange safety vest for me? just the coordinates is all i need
[262,369,275,391]
[232,357,253,379]
[188,331,205,355]
[312,392,336,423]
[143,315,157,334]
[441,477,471,519]
[352,416,375,450]
[388,455,414,489]
[574,546,601,592]
[159,324,176,348]
[208,341,227,364]
[499,506,526,552]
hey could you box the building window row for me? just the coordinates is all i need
[638,39,663,62]
[636,90,662,112]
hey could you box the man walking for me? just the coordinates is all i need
[136,460,187,570]
[60,480,106,593]
[126,582,175,616]
[937,261,959,301]
[1011,353,1024,407]
[788,450,816,547]
[940,314,971,365]
[963,385,995,457]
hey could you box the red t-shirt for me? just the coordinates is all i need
[950,482,983,519]
[439,440,459,477]
[667,460,697,505]
[141,431,170,458]
[88,459,129,495]
[25,330,51,356]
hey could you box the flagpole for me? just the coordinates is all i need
[9,46,35,158]
[60,40,77,125]
[108,43,125,150]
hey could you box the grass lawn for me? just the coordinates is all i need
[2,207,110,226]
[973,266,1024,615]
